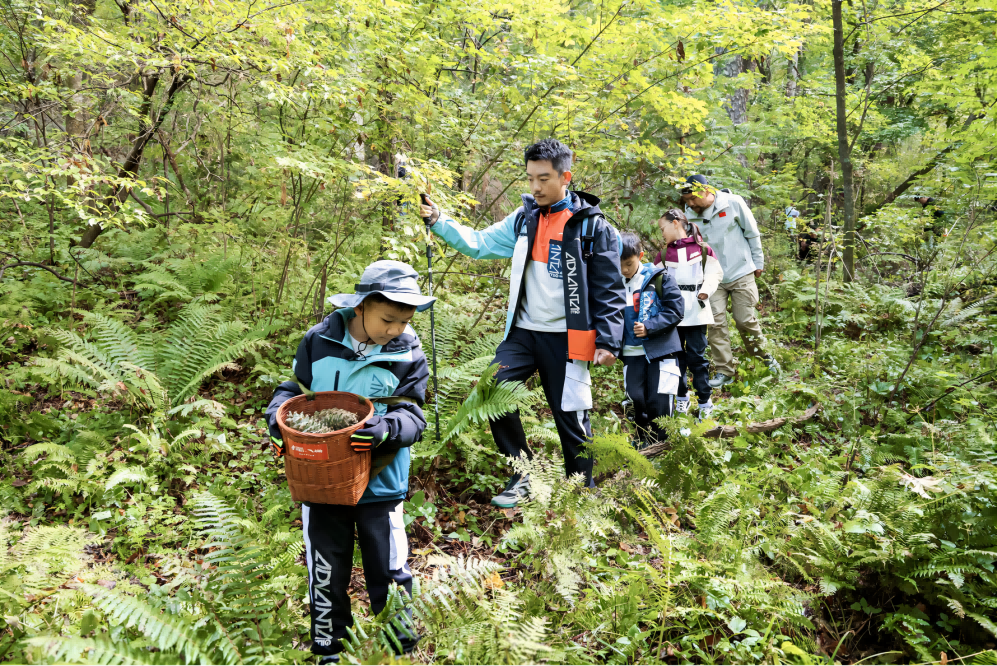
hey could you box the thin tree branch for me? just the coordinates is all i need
[0,262,77,284]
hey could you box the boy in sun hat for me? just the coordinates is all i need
[265,260,433,663]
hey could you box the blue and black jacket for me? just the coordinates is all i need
[432,190,626,359]
[265,308,429,504]
[622,263,684,361]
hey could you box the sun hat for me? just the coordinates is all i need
[328,260,436,312]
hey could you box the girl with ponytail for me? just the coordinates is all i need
[655,208,724,419]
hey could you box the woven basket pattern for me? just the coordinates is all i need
[276,391,374,505]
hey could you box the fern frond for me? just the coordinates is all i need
[83,584,208,664]
[119,361,167,411]
[697,482,743,538]
[440,364,532,445]
[21,441,76,462]
[941,294,995,328]
[26,635,171,665]
[33,303,264,412]
[159,306,267,404]
[104,466,151,490]
[82,310,143,370]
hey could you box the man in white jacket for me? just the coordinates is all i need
[681,175,780,388]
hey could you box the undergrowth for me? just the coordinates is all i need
[1,227,996,665]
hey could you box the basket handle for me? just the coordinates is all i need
[367,395,417,407]
[292,374,316,401]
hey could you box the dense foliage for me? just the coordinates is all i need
[1,0,996,663]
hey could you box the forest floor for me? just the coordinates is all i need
[2,238,996,665]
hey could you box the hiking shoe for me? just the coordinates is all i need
[675,397,690,415]
[698,400,714,421]
[491,474,530,509]
[620,398,634,419]
[765,356,782,375]
[708,373,734,389]
[318,655,340,665]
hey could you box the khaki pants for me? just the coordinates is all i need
[708,273,767,376]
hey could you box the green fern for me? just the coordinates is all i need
[32,304,266,410]
[940,293,996,328]
[29,491,308,665]
[26,636,173,665]
[443,364,532,440]
[417,363,533,460]
[86,584,211,663]
[340,552,561,665]
[502,453,620,605]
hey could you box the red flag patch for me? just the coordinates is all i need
[719,211,727,217]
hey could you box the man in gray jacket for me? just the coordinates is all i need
[682,175,779,388]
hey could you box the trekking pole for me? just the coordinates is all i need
[421,193,441,441]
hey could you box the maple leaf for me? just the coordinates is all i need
[899,473,942,498]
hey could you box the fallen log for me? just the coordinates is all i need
[641,403,821,458]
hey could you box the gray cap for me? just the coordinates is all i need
[328,260,436,312]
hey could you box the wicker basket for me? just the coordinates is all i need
[276,391,375,505]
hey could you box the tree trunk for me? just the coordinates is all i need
[316,265,327,324]
[65,0,95,155]
[785,44,801,98]
[77,71,190,249]
[64,72,86,154]
[714,48,749,125]
[832,0,856,282]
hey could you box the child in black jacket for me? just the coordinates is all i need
[618,232,685,446]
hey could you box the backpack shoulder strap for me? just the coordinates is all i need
[513,209,527,237]
[580,214,598,261]
[652,272,664,301]
[581,212,620,260]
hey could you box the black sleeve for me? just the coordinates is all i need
[264,333,312,442]
[589,218,627,355]
[642,274,684,337]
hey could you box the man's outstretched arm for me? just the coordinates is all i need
[423,197,519,260]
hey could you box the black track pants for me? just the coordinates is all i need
[490,327,594,485]
[622,354,675,443]
[302,500,415,656]
[677,325,712,403]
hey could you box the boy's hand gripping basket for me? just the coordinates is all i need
[276,392,375,505]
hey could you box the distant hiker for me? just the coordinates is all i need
[785,206,800,242]
[680,174,780,388]
[422,138,626,508]
[265,261,434,662]
[656,209,723,419]
[618,231,684,445]
[916,196,947,238]
[798,226,820,263]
